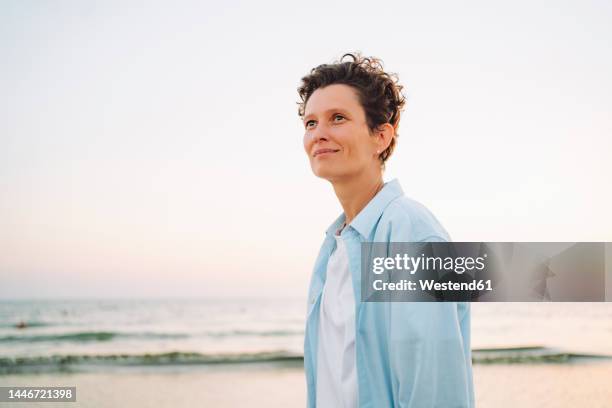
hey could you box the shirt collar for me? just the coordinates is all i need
[324,178,405,239]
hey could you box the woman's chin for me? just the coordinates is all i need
[311,164,334,179]
[312,166,348,182]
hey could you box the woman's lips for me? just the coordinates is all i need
[313,148,340,157]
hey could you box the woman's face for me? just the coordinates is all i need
[302,84,381,182]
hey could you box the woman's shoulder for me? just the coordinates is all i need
[376,195,451,242]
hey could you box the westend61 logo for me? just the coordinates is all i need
[361,242,610,302]
[372,253,488,275]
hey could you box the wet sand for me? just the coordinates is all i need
[2,361,612,407]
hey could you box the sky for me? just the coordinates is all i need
[1,0,611,299]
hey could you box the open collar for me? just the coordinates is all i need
[324,178,404,239]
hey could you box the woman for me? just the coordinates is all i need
[298,54,474,408]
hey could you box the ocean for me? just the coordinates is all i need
[1,299,611,375]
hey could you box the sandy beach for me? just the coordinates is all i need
[2,360,612,407]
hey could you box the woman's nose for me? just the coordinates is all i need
[311,125,329,142]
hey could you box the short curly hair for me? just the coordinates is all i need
[297,53,406,166]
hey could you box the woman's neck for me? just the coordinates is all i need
[332,171,384,226]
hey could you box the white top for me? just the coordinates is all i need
[316,234,358,408]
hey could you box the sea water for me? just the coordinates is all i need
[1,298,611,373]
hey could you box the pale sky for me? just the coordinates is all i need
[1,0,611,299]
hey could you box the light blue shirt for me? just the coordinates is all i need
[304,179,474,408]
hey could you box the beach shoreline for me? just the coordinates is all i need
[2,359,612,407]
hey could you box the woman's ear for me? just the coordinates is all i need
[375,123,395,152]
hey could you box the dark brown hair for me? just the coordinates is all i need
[297,53,406,166]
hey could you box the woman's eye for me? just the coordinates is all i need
[305,120,316,129]
[333,114,345,122]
